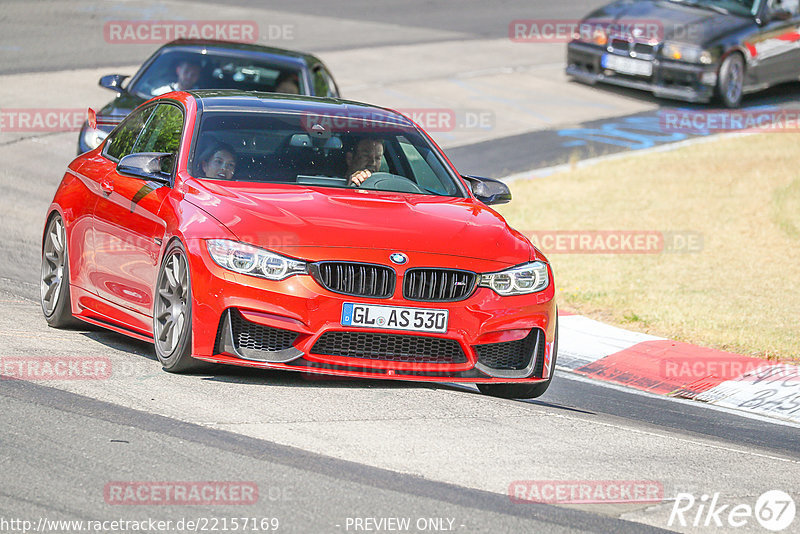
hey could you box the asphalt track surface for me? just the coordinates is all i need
[1,2,800,533]
[448,83,800,177]
[3,378,671,534]
[0,0,609,74]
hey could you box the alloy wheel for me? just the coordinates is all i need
[154,250,189,356]
[41,216,66,316]
[726,60,743,104]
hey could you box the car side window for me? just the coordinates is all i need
[312,65,338,98]
[131,103,184,173]
[104,106,155,162]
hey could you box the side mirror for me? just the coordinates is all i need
[117,153,174,185]
[99,74,129,93]
[462,175,512,205]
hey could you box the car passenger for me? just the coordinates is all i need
[274,71,300,95]
[152,58,203,95]
[198,142,237,180]
[345,137,384,187]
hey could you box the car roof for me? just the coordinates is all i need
[188,90,416,127]
[155,39,322,68]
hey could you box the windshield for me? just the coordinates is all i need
[128,50,305,98]
[667,0,761,16]
[190,110,465,197]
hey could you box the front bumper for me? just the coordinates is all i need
[185,239,557,383]
[566,41,718,104]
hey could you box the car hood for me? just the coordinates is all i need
[182,179,536,267]
[585,0,753,44]
[98,91,146,118]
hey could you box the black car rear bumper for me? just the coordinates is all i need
[567,42,718,104]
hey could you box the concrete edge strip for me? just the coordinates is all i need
[554,311,799,424]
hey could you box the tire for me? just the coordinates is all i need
[716,53,745,109]
[153,240,206,373]
[41,213,82,328]
[477,318,559,400]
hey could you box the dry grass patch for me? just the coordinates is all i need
[497,133,800,360]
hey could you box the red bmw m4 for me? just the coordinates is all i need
[41,90,557,398]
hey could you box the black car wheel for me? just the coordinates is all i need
[717,53,744,108]
[41,213,81,328]
[477,318,558,399]
[153,240,205,372]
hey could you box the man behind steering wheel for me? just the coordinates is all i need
[345,137,384,187]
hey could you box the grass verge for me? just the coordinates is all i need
[497,132,800,361]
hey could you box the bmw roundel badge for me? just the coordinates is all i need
[390,253,408,265]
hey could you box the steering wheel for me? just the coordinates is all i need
[357,172,424,194]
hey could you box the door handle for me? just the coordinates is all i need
[101,180,114,196]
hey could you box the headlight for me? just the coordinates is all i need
[206,240,307,280]
[573,23,608,46]
[82,125,109,151]
[662,42,712,64]
[479,261,549,296]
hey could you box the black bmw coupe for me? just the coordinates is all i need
[78,39,340,153]
[567,0,800,107]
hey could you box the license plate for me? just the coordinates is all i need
[602,54,653,77]
[341,303,448,333]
